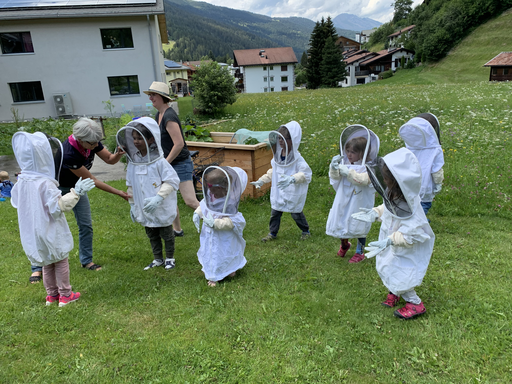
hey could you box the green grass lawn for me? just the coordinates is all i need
[2,10,512,383]
[2,80,512,382]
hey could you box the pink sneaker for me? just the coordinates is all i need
[59,292,80,307]
[337,242,351,257]
[45,294,60,306]
[394,302,426,319]
[349,253,365,263]
[381,293,400,307]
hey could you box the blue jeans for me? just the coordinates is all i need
[60,186,93,266]
[421,201,432,215]
[172,157,193,182]
[31,265,42,273]
[356,238,366,254]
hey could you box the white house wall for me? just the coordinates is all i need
[391,51,413,71]
[0,15,165,121]
[243,64,294,93]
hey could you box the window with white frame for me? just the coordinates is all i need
[1,32,34,54]
[263,66,267,71]
[281,76,288,82]
[264,76,268,82]
[281,65,287,71]
[270,76,274,82]
[282,87,288,91]
[264,87,268,92]
[270,87,274,92]
[101,28,134,49]
[108,75,140,96]
[9,81,44,102]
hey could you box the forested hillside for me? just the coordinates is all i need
[368,0,512,62]
[163,0,356,61]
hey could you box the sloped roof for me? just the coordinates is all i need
[484,52,512,67]
[164,60,190,70]
[388,25,415,38]
[233,47,297,67]
[345,51,378,65]
[360,48,413,66]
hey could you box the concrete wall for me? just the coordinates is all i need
[0,15,166,121]
[243,64,294,93]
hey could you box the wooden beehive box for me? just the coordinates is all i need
[186,132,272,199]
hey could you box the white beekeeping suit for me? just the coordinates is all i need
[116,117,180,227]
[196,166,247,282]
[367,148,435,295]
[326,124,380,238]
[11,132,79,267]
[398,113,444,203]
[267,121,312,213]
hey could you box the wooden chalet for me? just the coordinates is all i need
[484,52,512,81]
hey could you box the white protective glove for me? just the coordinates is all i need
[277,174,296,190]
[193,212,201,233]
[365,238,393,258]
[74,177,95,196]
[129,204,136,223]
[433,183,442,194]
[143,195,164,214]
[250,180,265,189]
[203,212,215,228]
[338,164,349,177]
[351,207,379,223]
[330,154,342,170]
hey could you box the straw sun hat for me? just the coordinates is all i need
[143,81,172,102]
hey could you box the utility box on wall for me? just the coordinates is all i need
[53,93,74,116]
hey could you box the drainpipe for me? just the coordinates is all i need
[147,15,159,80]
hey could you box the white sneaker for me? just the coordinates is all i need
[144,259,164,270]
[164,258,176,270]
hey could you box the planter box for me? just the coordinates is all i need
[186,132,272,199]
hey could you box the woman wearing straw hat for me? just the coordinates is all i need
[144,81,199,239]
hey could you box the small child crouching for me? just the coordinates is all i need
[11,132,95,306]
[116,118,181,271]
[0,170,14,201]
[193,166,247,287]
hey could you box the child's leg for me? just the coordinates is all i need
[160,226,176,270]
[54,258,72,297]
[290,211,309,234]
[145,227,164,261]
[268,209,283,236]
[341,239,350,248]
[420,201,432,215]
[394,289,426,319]
[42,263,58,297]
[356,238,366,254]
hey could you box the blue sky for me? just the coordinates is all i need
[194,0,423,23]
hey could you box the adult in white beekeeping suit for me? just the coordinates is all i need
[398,113,444,217]
[352,147,435,320]
[193,166,247,287]
[116,117,180,271]
[250,121,312,242]
[11,132,94,307]
[326,124,380,263]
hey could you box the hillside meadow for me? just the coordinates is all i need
[1,79,512,383]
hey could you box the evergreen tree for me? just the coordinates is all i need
[320,36,346,87]
[323,16,338,41]
[392,0,413,24]
[208,50,216,61]
[300,51,308,67]
[190,61,237,115]
[306,19,325,89]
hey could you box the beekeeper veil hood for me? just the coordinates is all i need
[366,147,421,219]
[399,113,441,149]
[340,124,380,166]
[116,117,163,165]
[202,166,245,215]
[12,131,59,182]
[269,121,302,166]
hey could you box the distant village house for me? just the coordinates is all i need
[388,25,415,48]
[233,47,297,93]
[335,36,361,52]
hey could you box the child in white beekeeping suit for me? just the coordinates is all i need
[250,121,312,242]
[10,132,95,307]
[193,166,247,287]
[326,125,380,263]
[116,118,180,271]
[398,113,444,217]
[352,147,435,320]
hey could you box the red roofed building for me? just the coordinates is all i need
[484,52,512,82]
[388,25,415,48]
[341,50,378,87]
[233,47,298,93]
